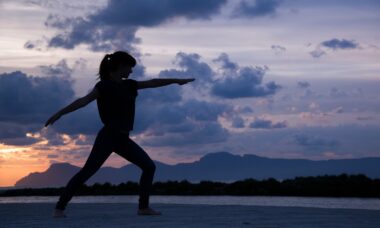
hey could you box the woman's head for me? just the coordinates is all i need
[98,51,136,81]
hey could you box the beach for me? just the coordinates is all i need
[1,203,379,228]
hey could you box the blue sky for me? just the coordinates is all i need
[0,0,379,186]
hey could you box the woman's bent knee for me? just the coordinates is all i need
[143,161,156,173]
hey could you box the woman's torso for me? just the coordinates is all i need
[95,79,138,133]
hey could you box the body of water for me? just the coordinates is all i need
[0,195,379,210]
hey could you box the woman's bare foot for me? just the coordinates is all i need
[137,207,162,216]
[53,209,67,218]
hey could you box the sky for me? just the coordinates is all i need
[0,0,379,187]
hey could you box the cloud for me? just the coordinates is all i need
[0,70,74,124]
[330,106,344,114]
[38,59,73,78]
[213,52,238,71]
[24,38,48,51]
[134,98,231,134]
[231,116,245,128]
[271,45,286,55]
[310,38,359,58]
[356,116,375,121]
[0,68,75,145]
[0,60,104,144]
[182,99,230,122]
[29,0,228,52]
[211,53,281,99]
[25,0,101,11]
[51,103,102,135]
[297,81,310,89]
[157,52,281,101]
[249,118,287,129]
[47,154,59,159]
[293,134,339,151]
[226,124,380,159]
[137,85,183,104]
[309,48,326,58]
[141,122,229,147]
[0,121,41,146]
[232,0,282,18]
[235,106,253,113]
[133,94,232,147]
[321,38,359,50]
[159,52,214,82]
[329,87,349,98]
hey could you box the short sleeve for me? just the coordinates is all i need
[95,80,113,98]
[126,79,137,89]
[94,81,104,96]
[124,79,138,96]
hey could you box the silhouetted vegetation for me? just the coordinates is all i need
[1,174,379,197]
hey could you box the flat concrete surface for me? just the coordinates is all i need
[0,203,379,228]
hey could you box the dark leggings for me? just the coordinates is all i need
[55,126,156,210]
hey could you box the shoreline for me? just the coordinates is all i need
[0,195,380,211]
[1,195,380,211]
[1,203,380,227]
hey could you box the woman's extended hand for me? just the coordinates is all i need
[177,78,195,85]
[44,112,61,127]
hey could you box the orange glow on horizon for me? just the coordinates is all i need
[0,131,184,187]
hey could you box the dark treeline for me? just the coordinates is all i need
[1,174,380,197]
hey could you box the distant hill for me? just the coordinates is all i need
[15,152,380,188]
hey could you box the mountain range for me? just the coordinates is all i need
[15,152,380,188]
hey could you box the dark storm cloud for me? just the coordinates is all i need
[0,60,103,144]
[31,0,228,51]
[321,38,359,50]
[232,0,282,18]
[0,70,74,124]
[0,67,76,145]
[249,118,287,129]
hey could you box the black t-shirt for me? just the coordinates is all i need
[95,79,138,132]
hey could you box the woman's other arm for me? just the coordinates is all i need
[44,87,99,127]
[137,78,195,90]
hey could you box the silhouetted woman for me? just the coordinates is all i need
[45,51,194,217]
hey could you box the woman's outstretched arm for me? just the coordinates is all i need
[137,78,195,90]
[44,87,99,127]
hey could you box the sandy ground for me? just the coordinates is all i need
[0,203,379,228]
